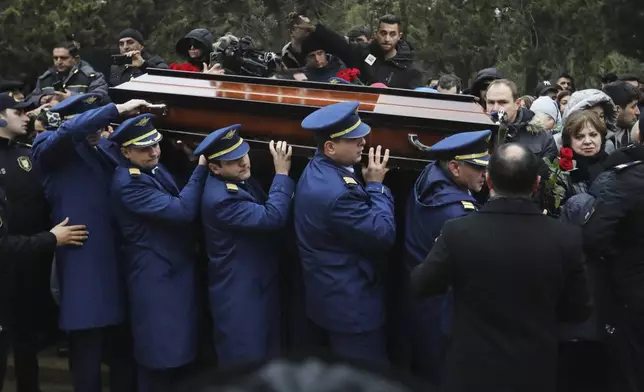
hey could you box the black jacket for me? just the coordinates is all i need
[303,55,345,82]
[0,137,56,326]
[311,24,422,89]
[584,144,644,310]
[411,197,591,392]
[29,60,108,105]
[109,51,168,87]
[505,107,558,161]
[0,186,57,327]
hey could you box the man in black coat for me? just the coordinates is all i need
[411,143,592,392]
[109,29,168,87]
[584,142,644,392]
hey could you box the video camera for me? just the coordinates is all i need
[212,35,283,78]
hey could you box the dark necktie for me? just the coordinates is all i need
[152,167,180,196]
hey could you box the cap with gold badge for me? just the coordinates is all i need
[0,91,33,112]
[301,101,371,140]
[49,93,103,120]
[109,113,162,148]
[193,124,250,161]
[428,130,492,167]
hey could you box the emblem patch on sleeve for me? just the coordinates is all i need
[17,156,32,172]
[461,201,476,210]
[343,176,358,187]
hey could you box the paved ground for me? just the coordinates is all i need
[2,348,108,391]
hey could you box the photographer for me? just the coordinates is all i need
[29,41,108,105]
[109,29,168,87]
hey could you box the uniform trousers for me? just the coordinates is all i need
[0,328,41,392]
[327,327,388,366]
[68,325,136,392]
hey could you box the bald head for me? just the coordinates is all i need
[488,143,540,196]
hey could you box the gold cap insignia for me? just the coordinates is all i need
[135,117,150,127]
[223,129,236,140]
[83,96,98,105]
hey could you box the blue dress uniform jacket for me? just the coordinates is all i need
[202,173,294,366]
[110,164,207,369]
[294,152,396,333]
[31,104,125,331]
[402,162,478,382]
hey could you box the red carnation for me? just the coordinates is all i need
[336,69,352,82]
[559,157,574,171]
[559,147,574,159]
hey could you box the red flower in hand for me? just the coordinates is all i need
[559,147,574,159]
[336,69,352,82]
[559,157,574,171]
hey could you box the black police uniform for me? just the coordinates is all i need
[0,185,57,391]
[0,92,58,391]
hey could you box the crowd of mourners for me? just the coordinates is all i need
[1,9,644,392]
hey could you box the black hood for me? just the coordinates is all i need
[470,67,503,97]
[176,28,213,63]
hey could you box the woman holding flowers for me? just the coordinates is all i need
[544,110,609,215]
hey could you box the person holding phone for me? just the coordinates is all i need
[28,41,108,105]
[109,29,169,87]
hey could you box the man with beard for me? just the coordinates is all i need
[292,13,422,89]
[401,130,490,385]
[602,81,641,148]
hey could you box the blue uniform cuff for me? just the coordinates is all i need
[270,174,295,197]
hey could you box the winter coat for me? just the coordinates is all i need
[303,55,345,82]
[109,51,168,87]
[556,89,618,153]
[29,61,108,105]
[170,28,213,72]
[505,107,558,161]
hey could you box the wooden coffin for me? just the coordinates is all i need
[109,68,496,169]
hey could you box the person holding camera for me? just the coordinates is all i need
[109,29,169,87]
[29,41,108,106]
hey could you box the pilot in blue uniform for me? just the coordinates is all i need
[402,130,491,384]
[109,114,208,391]
[32,94,149,392]
[294,101,396,364]
[194,126,294,368]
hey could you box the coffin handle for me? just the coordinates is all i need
[408,134,432,152]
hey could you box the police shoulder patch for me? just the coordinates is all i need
[128,168,141,176]
[461,201,476,210]
[343,176,357,187]
[613,160,643,172]
[226,183,239,193]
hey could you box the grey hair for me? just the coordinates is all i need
[526,112,554,134]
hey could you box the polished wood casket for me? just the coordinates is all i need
[109,68,496,169]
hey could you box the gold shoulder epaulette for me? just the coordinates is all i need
[129,168,141,176]
[343,176,357,186]
[226,183,239,193]
[461,201,476,210]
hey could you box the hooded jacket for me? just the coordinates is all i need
[556,89,617,153]
[505,107,558,161]
[310,24,422,89]
[302,55,345,82]
[467,68,503,102]
[170,28,214,72]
